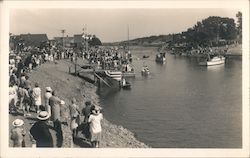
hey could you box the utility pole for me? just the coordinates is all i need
[61,29,65,47]
[127,25,129,51]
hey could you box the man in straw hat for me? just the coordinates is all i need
[30,111,53,147]
[88,106,103,148]
[10,119,26,147]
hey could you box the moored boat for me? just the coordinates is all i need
[199,55,225,66]
[141,66,150,76]
[122,71,136,77]
[105,70,122,81]
[122,63,136,77]
[155,52,166,63]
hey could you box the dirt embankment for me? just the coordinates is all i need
[9,59,148,148]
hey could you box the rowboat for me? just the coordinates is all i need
[141,66,150,76]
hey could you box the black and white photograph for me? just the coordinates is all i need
[0,0,249,157]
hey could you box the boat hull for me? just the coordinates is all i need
[199,57,225,66]
[155,57,166,63]
[122,72,136,77]
[105,70,122,81]
[141,70,150,75]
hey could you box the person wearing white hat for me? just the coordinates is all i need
[10,119,26,147]
[30,111,53,147]
[44,87,52,115]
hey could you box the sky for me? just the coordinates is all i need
[10,9,239,42]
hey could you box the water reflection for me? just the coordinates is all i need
[98,51,242,148]
[206,64,225,72]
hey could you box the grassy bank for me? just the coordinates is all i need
[9,59,148,148]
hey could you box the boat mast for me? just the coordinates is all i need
[127,25,129,51]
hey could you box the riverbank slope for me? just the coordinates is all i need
[9,59,148,148]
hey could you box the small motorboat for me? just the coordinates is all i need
[141,65,150,76]
[120,78,131,89]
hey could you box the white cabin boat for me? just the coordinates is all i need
[105,70,122,81]
[199,56,225,66]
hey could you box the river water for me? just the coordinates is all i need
[97,47,242,148]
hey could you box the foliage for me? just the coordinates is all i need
[89,35,102,46]
[181,16,237,46]
[236,11,242,39]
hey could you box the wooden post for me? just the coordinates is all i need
[74,55,77,76]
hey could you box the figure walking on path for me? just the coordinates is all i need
[32,82,42,113]
[18,85,31,116]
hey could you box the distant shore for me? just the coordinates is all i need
[9,59,149,148]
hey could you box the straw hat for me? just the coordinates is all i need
[60,100,65,105]
[12,119,24,127]
[45,87,52,92]
[37,111,50,120]
[94,105,102,111]
[92,105,102,115]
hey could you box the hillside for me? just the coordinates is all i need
[9,59,149,148]
[104,34,173,46]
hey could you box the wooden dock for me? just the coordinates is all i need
[69,62,116,87]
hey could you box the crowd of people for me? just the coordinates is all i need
[9,45,104,148]
[86,46,134,72]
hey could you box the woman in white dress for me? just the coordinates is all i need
[32,82,42,113]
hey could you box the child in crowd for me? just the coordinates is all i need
[88,106,103,148]
[10,119,26,147]
[69,98,80,138]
